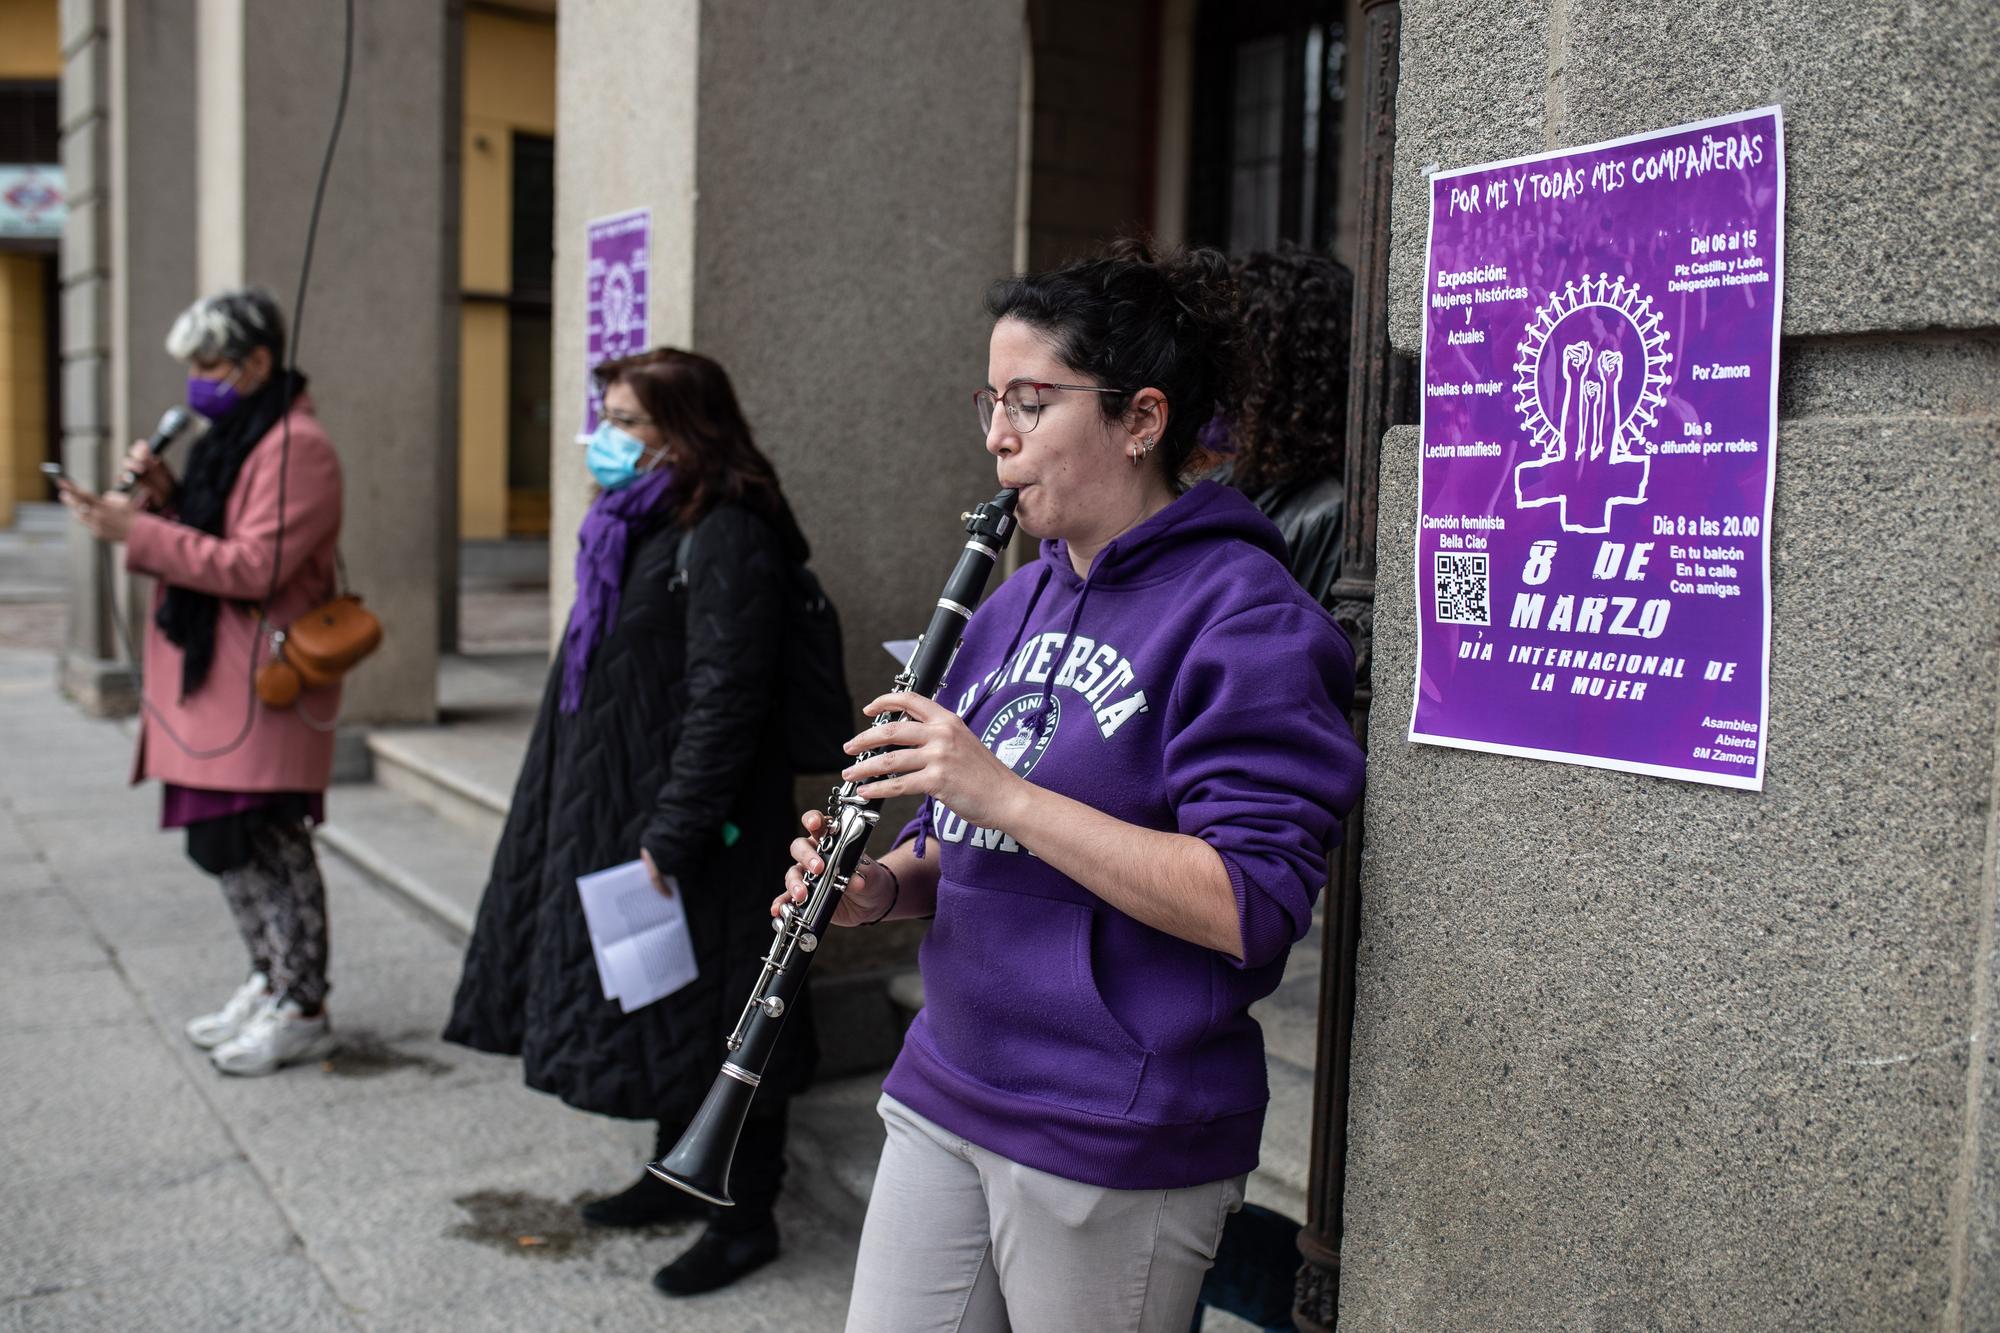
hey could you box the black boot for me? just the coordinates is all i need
[651,1214,780,1296]
[579,1171,708,1228]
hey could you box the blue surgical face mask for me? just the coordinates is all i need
[585,420,658,490]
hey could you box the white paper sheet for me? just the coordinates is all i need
[575,860,699,1014]
[882,638,920,666]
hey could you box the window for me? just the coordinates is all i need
[0,83,59,165]
[1187,2,1345,255]
[506,132,553,535]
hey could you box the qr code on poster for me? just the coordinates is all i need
[1434,552,1489,625]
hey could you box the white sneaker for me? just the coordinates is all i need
[210,997,335,1076]
[185,972,273,1050]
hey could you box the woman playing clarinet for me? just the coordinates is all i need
[777,240,1366,1333]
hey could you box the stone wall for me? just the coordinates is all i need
[55,0,126,712]
[237,1,453,727]
[1340,2,2000,1328]
[550,1,1024,1043]
[552,0,1021,738]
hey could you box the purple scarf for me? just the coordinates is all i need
[560,468,675,714]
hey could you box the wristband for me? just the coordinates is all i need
[864,858,901,926]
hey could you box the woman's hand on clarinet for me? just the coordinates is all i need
[770,808,896,927]
[841,691,1025,829]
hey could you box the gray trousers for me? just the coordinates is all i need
[845,1094,1244,1333]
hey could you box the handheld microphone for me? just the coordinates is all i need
[118,406,195,491]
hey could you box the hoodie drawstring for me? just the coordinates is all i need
[1022,539,1114,746]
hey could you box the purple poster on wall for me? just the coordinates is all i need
[580,207,651,438]
[1409,107,1785,790]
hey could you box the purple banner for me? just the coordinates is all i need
[581,207,651,437]
[1409,107,1785,789]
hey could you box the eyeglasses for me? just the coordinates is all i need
[974,380,1126,436]
[604,408,653,431]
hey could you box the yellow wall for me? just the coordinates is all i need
[0,0,61,79]
[459,6,555,540]
[0,254,50,529]
[459,303,509,540]
[0,0,60,527]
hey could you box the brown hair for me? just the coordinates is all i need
[592,347,796,541]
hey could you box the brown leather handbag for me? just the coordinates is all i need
[255,592,383,708]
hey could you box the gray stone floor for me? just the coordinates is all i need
[0,518,1277,1333]
[0,648,861,1332]
[0,505,67,653]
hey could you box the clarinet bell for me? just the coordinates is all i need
[648,1066,758,1207]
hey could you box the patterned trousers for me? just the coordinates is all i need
[216,816,331,1009]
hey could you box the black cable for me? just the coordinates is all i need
[270,0,356,735]
[121,0,355,758]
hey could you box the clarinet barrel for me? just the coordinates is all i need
[650,488,1018,1205]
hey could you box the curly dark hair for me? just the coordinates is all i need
[984,237,1239,487]
[1225,244,1353,493]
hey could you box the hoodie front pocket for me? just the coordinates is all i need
[917,886,1148,1119]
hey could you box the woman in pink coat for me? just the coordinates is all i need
[61,288,344,1077]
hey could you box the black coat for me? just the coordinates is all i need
[444,501,818,1123]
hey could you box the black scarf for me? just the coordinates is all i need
[157,370,308,698]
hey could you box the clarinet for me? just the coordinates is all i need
[649,488,1019,1205]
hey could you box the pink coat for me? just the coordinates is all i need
[125,394,344,793]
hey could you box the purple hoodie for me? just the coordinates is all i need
[881,481,1365,1190]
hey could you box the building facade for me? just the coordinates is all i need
[1342,3,2000,1329]
[0,0,61,533]
[32,1,2000,1328]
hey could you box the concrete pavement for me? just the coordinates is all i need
[0,647,861,1332]
[0,504,65,654]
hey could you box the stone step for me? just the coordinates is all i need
[1247,923,1327,1225]
[787,1070,894,1226]
[1251,1055,1314,1224]
[321,772,1296,1333]
[364,725,517,850]
[318,779,493,935]
[317,768,907,1247]
[328,646,1324,1296]
[358,650,544,846]
[865,941,1322,1230]
[324,704,935,1078]
[789,1055,1313,1233]
[322,777,1321,1224]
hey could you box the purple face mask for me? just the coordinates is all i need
[187,373,244,421]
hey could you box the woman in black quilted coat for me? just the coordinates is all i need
[445,347,816,1297]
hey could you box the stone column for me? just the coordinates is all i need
[1337,4,2000,1330]
[55,0,132,715]
[107,0,197,666]
[549,0,700,628]
[193,0,454,728]
[552,0,1025,1065]
[551,0,1024,676]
